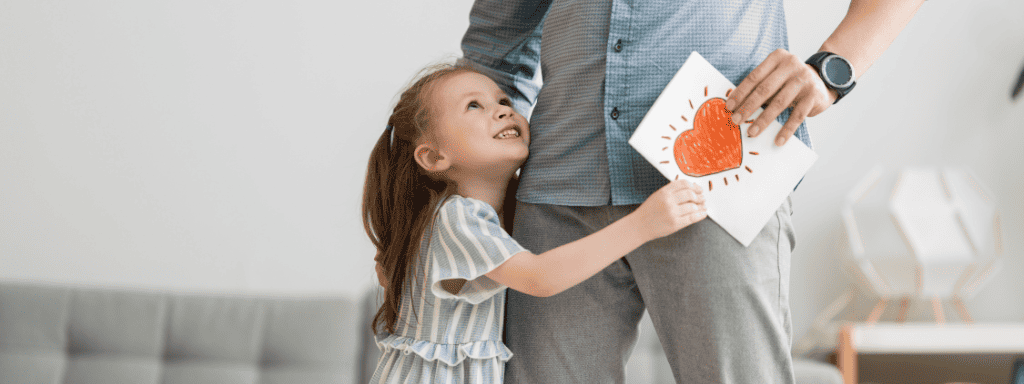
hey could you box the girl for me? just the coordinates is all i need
[363,62,707,383]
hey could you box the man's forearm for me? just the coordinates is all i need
[461,0,549,115]
[820,0,926,79]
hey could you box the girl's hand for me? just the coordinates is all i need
[487,179,705,298]
[631,180,707,241]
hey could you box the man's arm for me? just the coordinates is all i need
[461,0,552,116]
[725,0,927,146]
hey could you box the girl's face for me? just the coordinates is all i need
[426,72,530,175]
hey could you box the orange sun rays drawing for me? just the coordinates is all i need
[660,86,757,191]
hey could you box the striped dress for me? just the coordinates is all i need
[370,195,527,384]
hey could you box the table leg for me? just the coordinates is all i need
[838,324,857,384]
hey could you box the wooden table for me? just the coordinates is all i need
[837,322,1024,384]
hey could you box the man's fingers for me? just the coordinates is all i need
[776,96,814,146]
[736,62,799,133]
[751,79,801,137]
[724,59,778,121]
[726,52,781,113]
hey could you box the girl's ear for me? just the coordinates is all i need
[414,142,451,173]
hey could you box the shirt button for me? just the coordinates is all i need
[614,39,623,52]
[610,107,619,120]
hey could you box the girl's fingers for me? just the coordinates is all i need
[677,195,706,207]
[673,189,702,204]
[667,179,707,195]
[681,202,707,216]
[668,179,693,191]
[686,210,708,224]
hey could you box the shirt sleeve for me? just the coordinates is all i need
[461,0,550,117]
[428,196,527,304]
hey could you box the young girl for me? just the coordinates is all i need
[363,62,707,383]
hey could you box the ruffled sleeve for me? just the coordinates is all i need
[428,196,527,304]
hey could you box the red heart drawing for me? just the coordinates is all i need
[673,97,742,177]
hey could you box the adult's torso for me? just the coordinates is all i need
[518,0,806,206]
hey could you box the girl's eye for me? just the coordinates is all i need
[499,98,512,106]
[467,101,480,110]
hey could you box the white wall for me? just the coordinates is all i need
[784,0,1024,338]
[1,0,1021,343]
[0,0,473,296]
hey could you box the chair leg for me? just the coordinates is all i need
[931,296,945,324]
[953,296,974,323]
[897,297,909,323]
[865,299,887,324]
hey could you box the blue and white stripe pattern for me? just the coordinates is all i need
[370,195,527,384]
[463,0,811,206]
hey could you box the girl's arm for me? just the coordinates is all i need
[482,180,706,297]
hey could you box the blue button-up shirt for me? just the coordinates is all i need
[463,0,811,206]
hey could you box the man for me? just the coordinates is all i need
[461,0,924,382]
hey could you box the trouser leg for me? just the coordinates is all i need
[504,202,645,384]
[626,197,796,384]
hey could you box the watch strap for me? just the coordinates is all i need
[806,51,856,104]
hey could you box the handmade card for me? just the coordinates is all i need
[629,51,818,246]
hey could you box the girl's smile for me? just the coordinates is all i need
[427,71,531,173]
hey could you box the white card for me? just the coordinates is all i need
[628,51,818,246]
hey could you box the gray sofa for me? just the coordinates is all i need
[1,280,840,384]
[0,281,361,384]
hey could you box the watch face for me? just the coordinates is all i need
[823,56,854,88]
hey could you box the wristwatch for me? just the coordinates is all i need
[805,51,856,104]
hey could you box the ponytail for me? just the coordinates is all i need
[362,63,477,335]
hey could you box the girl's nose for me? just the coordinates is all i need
[496,105,513,119]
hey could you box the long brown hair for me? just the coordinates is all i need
[362,63,478,335]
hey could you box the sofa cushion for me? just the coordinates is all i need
[166,296,265,363]
[0,284,70,352]
[64,355,161,384]
[1,281,365,384]
[0,351,66,384]
[259,366,354,384]
[68,288,167,356]
[162,361,258,384]
[260,297,357,366]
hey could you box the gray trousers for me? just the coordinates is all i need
[504,198,796,384]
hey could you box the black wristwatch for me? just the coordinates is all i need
[806,51,856,104]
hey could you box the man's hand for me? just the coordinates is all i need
[725,48,837,147]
